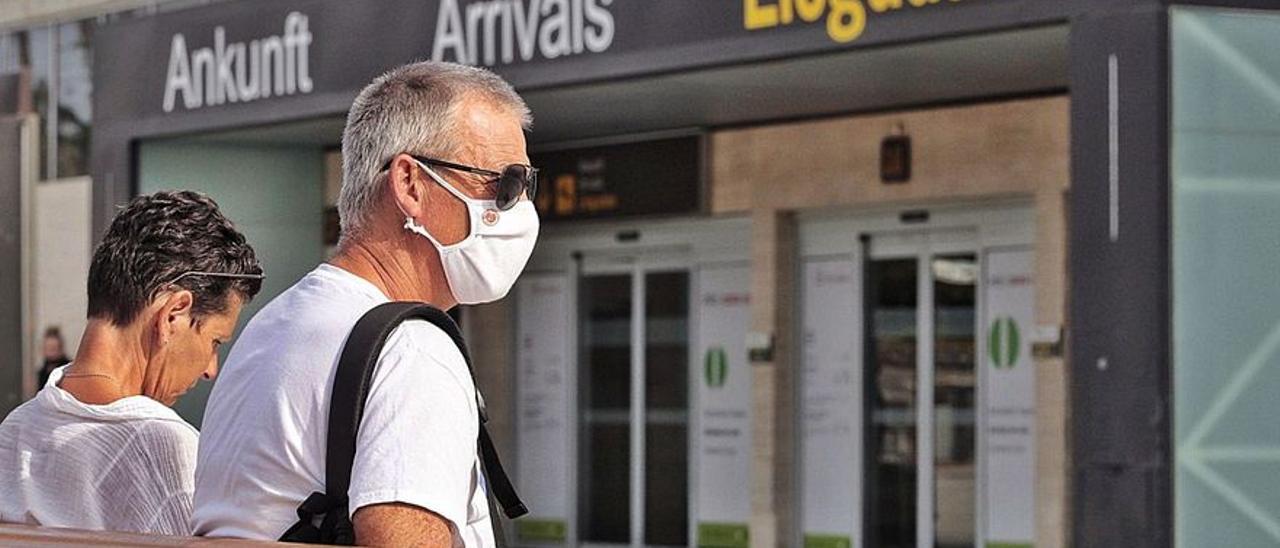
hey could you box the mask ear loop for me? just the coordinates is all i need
[400,160,475,250]
[391,161,442,245]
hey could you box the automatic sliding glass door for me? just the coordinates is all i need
[578,266,691,547]
[644,271,691,546]
[864,238,978,548]
[580,274,634,544]
[932,254,977,548]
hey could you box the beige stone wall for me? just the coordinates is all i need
[1034,186,1070,548]
[713,96,1072,548]
[710,97,1070,214]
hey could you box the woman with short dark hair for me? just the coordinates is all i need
[0,190,263,536]
[37,326,70,390]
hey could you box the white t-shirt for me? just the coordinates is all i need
[192,264,494,546]
[0,366,199,536]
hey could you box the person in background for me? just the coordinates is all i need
[0,190,263,536]
[37,327,71,389]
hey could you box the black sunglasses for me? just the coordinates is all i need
[384,154,538,211]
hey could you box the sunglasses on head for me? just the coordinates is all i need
[384,154,539,211]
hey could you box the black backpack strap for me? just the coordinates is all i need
[280,302,527,545]
[409,306,529,521]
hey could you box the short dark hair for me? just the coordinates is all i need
[87,190,263,326]
[42,326,62,342]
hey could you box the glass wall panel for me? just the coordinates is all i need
[56,21,92,178]
[1172,8,1280,548]
[18,27,52,180]
[138,141,325,425]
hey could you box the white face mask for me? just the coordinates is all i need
[402,159,540,305]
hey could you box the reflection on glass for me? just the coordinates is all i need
[12,27,52,179]
[866,259,918,548]
[579,274,632,543]
[57,21,92,178]
[933,255,977,548]
[644,271,690,546]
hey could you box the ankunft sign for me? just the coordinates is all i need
[164,11,314,112]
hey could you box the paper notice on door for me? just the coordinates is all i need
[982,248,1036,547]
[515,274,571,543]
[695,265,753,547]
[800,257,860,547]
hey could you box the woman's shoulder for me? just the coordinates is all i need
[133,416,199,454]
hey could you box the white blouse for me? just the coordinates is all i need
[0,365,199,536]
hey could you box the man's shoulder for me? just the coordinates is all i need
[376,318,473,394]
[226,268,383,365]
[383,319,467,366]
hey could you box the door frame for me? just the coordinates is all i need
[796,200,1035,548]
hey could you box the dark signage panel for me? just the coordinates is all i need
[531,136,701,222]
[95,0,1101,125]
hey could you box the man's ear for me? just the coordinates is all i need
[153,289,196,345]
[388,154,429,219]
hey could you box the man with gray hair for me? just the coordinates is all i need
[192,61,539,547]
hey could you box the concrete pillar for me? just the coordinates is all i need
[749,209,797,548]
[1035,186,1071,548]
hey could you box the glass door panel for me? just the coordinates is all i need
[577,267,692,547]
[931,254,977,548]
[644,271,691,546]
[580,274,633,544]
[866,258,920,548]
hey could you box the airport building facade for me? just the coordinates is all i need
[4,0,1280,546]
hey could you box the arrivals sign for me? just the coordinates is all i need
[981,248,1036,547]
[429,0,616,66]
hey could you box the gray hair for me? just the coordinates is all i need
[337,61,532,239]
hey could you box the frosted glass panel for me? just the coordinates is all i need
[1172,8,1280,548]
[139,141,325,426]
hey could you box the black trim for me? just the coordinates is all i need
[858,234,879,548]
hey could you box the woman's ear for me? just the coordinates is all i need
[153,289,196,346]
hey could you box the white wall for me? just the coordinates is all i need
[30,176,91,394]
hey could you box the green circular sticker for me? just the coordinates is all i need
[705,346,728,388]
[988,316,1021,369]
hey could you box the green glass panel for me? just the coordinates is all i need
[1172,7,1280,548]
